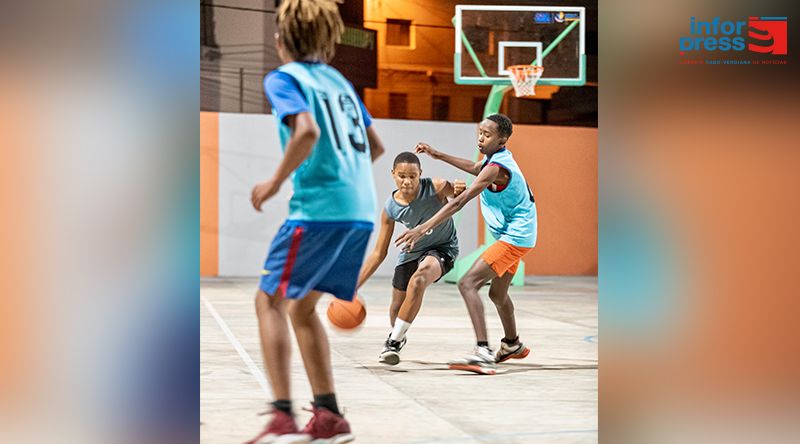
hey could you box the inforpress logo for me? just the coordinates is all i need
[748,16,788,55]
[679,16,788,56]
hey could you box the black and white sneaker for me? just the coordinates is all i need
[379,335,407,365]
[496,340,531,363]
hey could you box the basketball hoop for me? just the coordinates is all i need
[507,65,544,97]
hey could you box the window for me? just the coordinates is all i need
[389,93,408,119]
[386,19,411,46]
[431,96,450,121]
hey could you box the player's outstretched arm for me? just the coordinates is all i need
[356,210,395,289]
[366,125,385,162]
[433,178,467,202]
[396,165,499,252]
[251,112,319,211]
[415,142,482,176]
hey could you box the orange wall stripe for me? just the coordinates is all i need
[511,125,598,275]
[200,112,219,277]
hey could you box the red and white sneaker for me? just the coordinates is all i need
[245,409,310,444]
[302,406,355,444]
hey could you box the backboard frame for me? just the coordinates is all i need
[454,5,586,86]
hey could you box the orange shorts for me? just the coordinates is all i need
[481,240,532,277]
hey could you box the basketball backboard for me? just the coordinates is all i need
[454,5,586,86]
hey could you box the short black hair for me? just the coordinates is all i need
[393,151,421,168]
[486,113,513,139]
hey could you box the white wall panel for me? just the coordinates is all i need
[217,113,481,278]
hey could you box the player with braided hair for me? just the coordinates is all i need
[247,1,385,442]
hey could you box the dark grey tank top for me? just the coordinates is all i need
[385,177,459,265]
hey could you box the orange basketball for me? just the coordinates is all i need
[326,295,366,330]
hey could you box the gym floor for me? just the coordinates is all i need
[201,276,597,443]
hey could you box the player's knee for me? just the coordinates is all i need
[417,261,436,274]
[255,290,277,313]
[488,288,507,304]
[457,277,477,295]
[287,302,314,323]
[408,272,429,290]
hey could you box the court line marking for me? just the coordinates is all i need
[408,428,598,443]
[202,295,271,397]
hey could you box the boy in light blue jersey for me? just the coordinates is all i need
[396,114,536,375]
[247,1,385,442]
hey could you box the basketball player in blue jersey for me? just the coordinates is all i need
[355,152,465,366]
[246,1,385,442]
[396,114,536,376]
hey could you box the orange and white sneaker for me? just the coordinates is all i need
[495,340,530,363]
[447,346,496,375]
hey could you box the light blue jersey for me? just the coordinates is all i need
[480,148,538,247]
[274,62,376,223]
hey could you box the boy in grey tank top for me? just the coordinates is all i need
[356,152,464,365]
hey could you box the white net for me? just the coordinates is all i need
[507,65,544,97]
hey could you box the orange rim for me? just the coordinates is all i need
[508,65,543,81]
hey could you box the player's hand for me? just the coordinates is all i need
[415,142,440,159]
[395,226,427,252]
[453,179,466,197]
[251,179,280,212]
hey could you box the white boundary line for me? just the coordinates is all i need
[202,295,272,397]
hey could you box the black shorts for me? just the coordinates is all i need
[392,250,455,291]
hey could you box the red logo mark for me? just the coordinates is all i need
[748,17,787,55]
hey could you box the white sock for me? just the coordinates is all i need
[390,319,411,342]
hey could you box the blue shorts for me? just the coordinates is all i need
[259,220,373,301]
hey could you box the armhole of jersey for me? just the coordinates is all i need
[488,160,510,172]
[382,207,394,223]
[384,196,396,217]
[273,69,311,128]
[423,178,436,197]
[284,71,311,109]
[487,162,512,193]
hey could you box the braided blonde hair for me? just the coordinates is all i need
[276,0,344,62]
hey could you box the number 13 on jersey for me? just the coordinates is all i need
[317,91,367,153]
